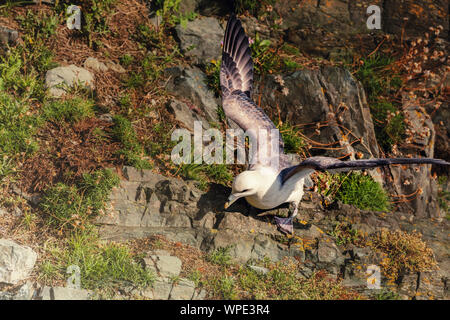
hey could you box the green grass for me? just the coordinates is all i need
[205,59,221,97]
[178,163,233,190]
[111,115,152,169]
[0,92,40,158]
[40,229,155,295]
[277,122,306,155]
[42,97,95,124]
[319,172,390,212]
[206,246,234,267]
[39,168,120,231]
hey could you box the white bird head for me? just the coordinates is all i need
[224,170,260,209]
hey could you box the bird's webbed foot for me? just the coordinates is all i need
[274,216,294,235]
[274,202,299,235]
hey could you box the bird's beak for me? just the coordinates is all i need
[224,194,239,209]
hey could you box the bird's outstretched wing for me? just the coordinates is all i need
[282,156,450,184]
[221,14,253,97]
[220,15,284,168]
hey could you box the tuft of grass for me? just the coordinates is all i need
[0,92,40,158]
[369,229,438,283]
[178,163,233,190]
[318,172,390,212]
[277,122,306,155]
[111,115,152,169]
[42,97,95,124]
[0,49,48,101]
[15,9,59,76]
[39,168,119,231]
[206,246,234,267]
[374,288,400,300]
[41,229,155,294]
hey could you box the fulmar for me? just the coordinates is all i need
[220,15,449,234]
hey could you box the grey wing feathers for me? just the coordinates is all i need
[282,156,450,184]
[221,15,253,97]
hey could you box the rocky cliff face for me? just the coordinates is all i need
[0,0,448,300]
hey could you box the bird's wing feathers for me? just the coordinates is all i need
[221,15,253,97]
[220,15,284,167]
[282,156,450,184]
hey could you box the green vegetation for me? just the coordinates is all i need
[206,246,234,267]
[39,168,119,231]
[205,59,221,97]
[369,229,438,283]
[40,229,154,294]
[250,33,279,74]
[374,288,400,300]
[178,163,233,190]
[0,92,40,158]
[318,172,390,212]
[277,122,306,155]
[355,54,404,152]
[328,222,364,246]
[111,115,152,169]
[210,259,361,300]
[42,97,95,124]
[154,0,197,28]
[56,0,118,48]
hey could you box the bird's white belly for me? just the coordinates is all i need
[245,170,305,210]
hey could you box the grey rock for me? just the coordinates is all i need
[165,66,219,124]
[0,281,33,300]
[105,61,126,74]
[0,26,19,46]
[255,66,380,161]
[317,239,340,263]
[0,239,37,284]
[145,253,182,278]
[167,99,210,131]
[45,65,94,97]
[169,278,195,300]
[39,286,92,300]
[383,0,448,40]
[175,16,223,65]
[152,278,173,300]
[192,289,207,300]
[84,57,108,73]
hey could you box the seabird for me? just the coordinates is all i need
[220,15,449,234]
